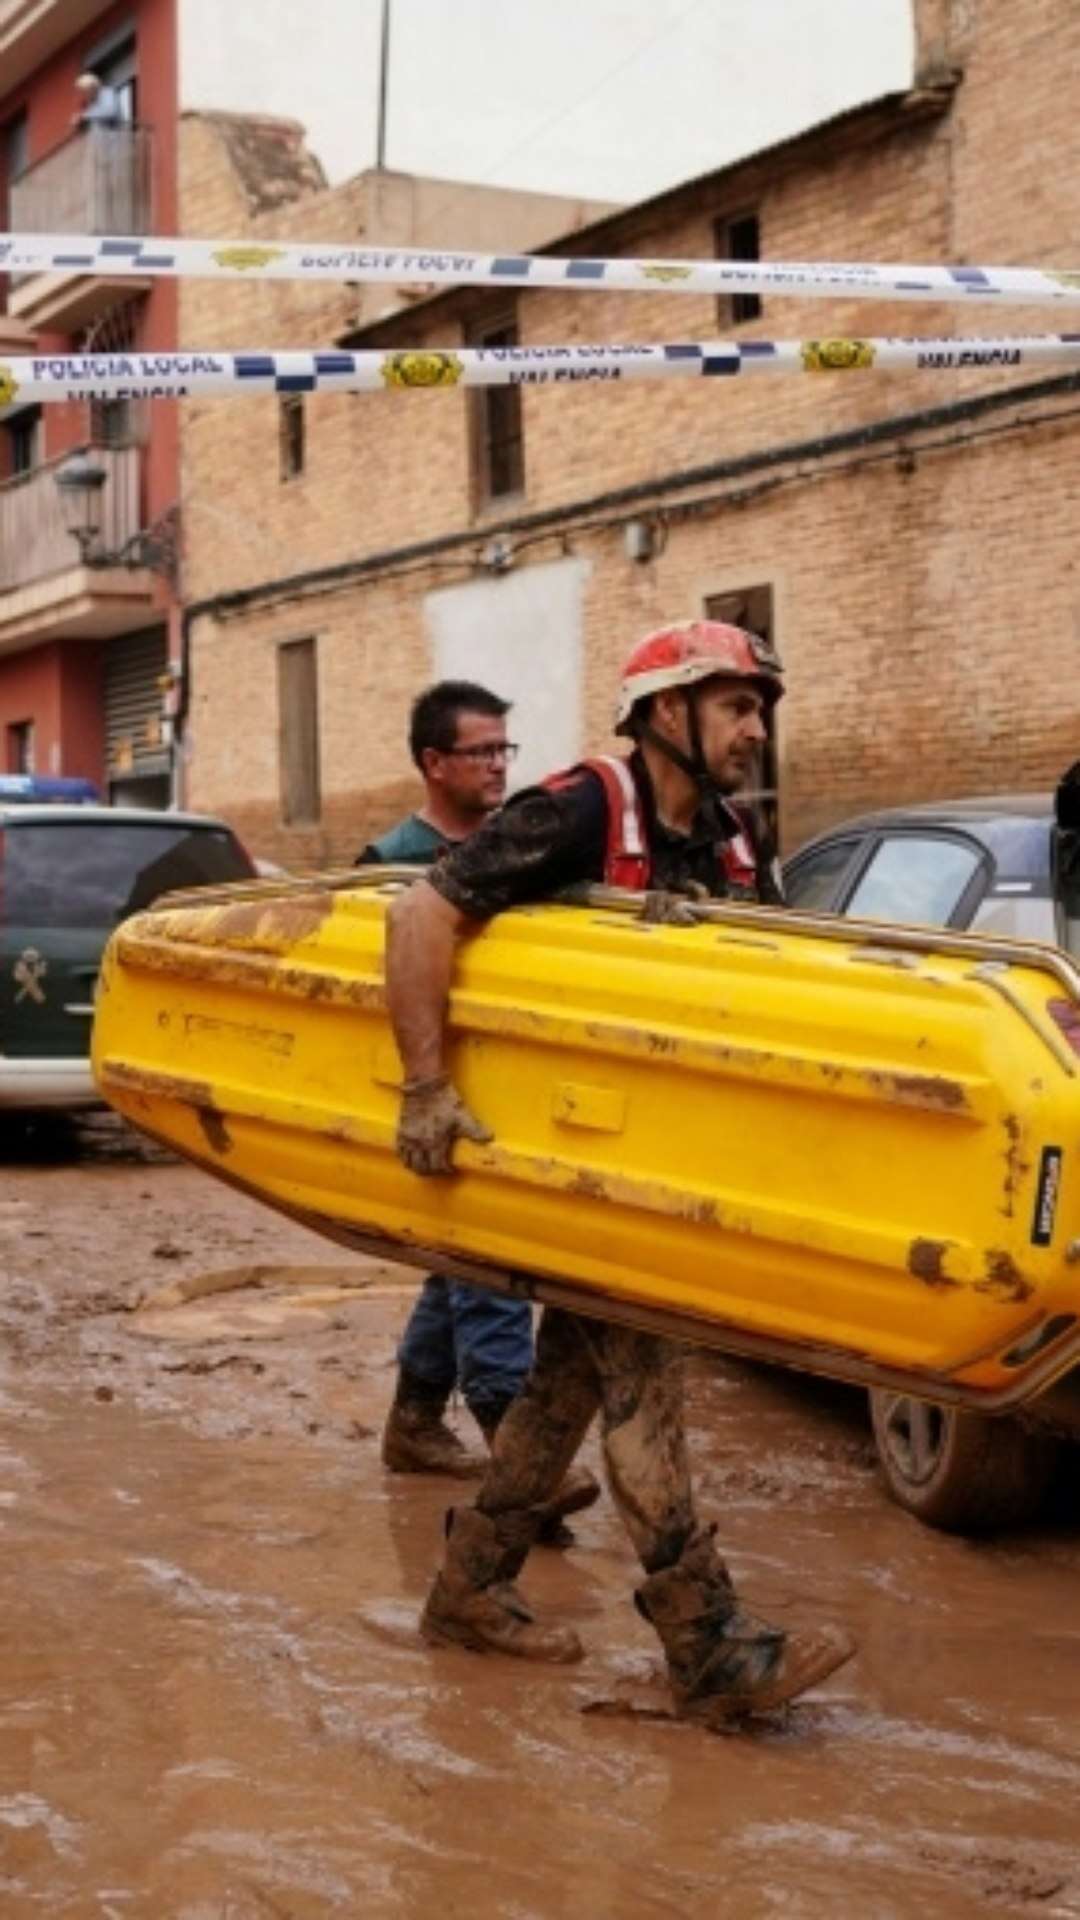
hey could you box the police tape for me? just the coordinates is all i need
[2,231,1080,308]
[1,337,1078,405]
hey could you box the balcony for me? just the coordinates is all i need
[7,125,154,332]
[0,3,116,96]
[0,444,157,655]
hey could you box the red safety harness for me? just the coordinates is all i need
[545,754,759,895]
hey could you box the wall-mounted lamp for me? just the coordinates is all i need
[55,451,176,577]
[623,518,657,564]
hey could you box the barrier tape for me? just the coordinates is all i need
[2,231,1080,308]
[1,337,1078,405]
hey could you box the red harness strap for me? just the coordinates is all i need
[544,755,651,888]
[544,755,758,895]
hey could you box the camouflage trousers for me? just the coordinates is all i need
[475,1305,694,1574]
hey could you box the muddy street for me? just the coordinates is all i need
[2,1115,1080,1919]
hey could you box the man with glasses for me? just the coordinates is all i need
[362,681,599,1542]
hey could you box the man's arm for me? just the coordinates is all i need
[386,877,492,1175]
[386,876,464,1082]
[385,775,607,1174]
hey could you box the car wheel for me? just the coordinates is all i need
[869,1389,1059,1533]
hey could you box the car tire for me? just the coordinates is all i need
[869,1389,1060,1533]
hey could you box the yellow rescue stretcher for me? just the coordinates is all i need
[91,869,1080,1412]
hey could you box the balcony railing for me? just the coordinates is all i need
[10,124,153,238]
[0,445,143,594]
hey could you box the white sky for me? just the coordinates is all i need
[180,0,915,203]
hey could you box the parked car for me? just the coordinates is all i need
[0,805,256,1112]
[781,767,1080,1531]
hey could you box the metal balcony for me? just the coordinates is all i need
[0,445,157,654]
[7,126,154,332]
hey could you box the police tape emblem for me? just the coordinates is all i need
[380,351,464,389]
[639,265,693,283]
[211,246,286,271]
[1031,1146,1063,1247]
[0,364,19,407]
[800,338,877,372]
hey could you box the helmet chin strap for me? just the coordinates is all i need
[636,687,732,836]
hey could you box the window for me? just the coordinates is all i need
[6,720,35,775]
[1061,832,1080,959]
[279,394,305,481]
[3,407,41,475]
[84,26,138,122]
[703,583,777,841]
[845,835,985,927]
[784,837,863,913]
[715,211,761,327]
[277,638,321,825]
[82,300,146,446]
[4,110,29,184]
[3,820,252,929]
[467,310,524,510]
[1,113,28,316]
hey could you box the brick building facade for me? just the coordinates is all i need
[178,0,1080,865]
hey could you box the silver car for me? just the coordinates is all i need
[783,766,1080,1531]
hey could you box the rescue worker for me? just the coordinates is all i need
[365,681,599,1544]
[384,622,856,1724]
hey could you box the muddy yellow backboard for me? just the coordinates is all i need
[92,873,1080,1411]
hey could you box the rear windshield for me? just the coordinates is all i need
[2,821,252,930]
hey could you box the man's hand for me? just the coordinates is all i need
[640,884,708,926]
[397,1074,493,1176]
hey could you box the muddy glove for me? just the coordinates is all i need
[640,883,708,927]
[397,1074,493,1177]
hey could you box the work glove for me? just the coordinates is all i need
[640,883,708,926]
[397,1074,493,1177]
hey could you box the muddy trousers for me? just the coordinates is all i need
[475,1306,694,1575]
[429,1307,856,1709]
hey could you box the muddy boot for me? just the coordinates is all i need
[474,1400,601,1548]
[635,1528,855,1724]
[381,1370,484,1477]
[421,1506,584,1662]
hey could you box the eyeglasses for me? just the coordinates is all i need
[443,742,520,764]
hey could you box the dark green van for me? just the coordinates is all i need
[0,805,256,1110]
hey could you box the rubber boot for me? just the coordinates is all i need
[381,1370,485,1477]
[421,1506,584,1661]
[634,1527,855,1724]
[474,1399,601,1548]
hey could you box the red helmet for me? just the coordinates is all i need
[614,620,784,733]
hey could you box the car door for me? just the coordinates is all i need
[0,819,105,1068]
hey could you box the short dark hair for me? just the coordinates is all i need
[408,680,510,768]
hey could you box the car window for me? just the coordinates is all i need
[784,837,863,912]
[845,834,984,927]
[1061,834,1080,958]
[2,822,252,931]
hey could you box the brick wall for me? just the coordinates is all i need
[178,0,1080,867]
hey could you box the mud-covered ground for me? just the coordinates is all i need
[3,1112,1080,1919]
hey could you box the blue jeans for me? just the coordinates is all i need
[398,1275,533,1422]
